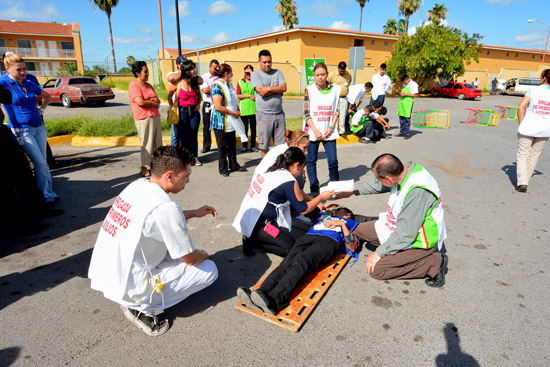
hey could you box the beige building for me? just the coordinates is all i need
[0,19,84,83]
[157,27,548,93]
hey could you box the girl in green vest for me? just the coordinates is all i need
[237,65,258,152]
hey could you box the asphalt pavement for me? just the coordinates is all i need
[1,94,549,366]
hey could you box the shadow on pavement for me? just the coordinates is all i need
[0,347,20,367]
[0,148,136,257]
[164,245,273,320]
[0,248,92,311]
[435,322,480,367]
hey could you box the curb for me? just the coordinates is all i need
[49,134,359,147]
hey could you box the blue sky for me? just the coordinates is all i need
[0,0,548,71]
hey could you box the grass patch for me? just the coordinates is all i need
[44,112,300,138]
[45,113,172,137]
[284,92,304,96]
[100,79,130,91]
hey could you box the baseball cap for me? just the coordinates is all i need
[176,55,188,64]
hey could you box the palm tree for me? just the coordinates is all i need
[397,0,421,34]
[126,55,136,68]
[90,0,119,73]
[355,0,369,32]
[383,19,399,35]
[427,3,448,26]
[275,0,299,30]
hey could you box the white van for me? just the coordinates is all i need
[503,78,541,95]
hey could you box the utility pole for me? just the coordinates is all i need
[158,0,165,58]
[175,0,182,55]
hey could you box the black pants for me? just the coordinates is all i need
[201,102,212,151]
[356,118,387,141]
[241,114,257,148]
[258,234,339,312]
[0,124,46,227]
[213,129,239,174]
[246,219,302,257]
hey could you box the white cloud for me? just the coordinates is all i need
[173,34,201,44]
[138,28,153,34]
[208,0,236,16]
[168,1,191,17]
[329,21,352,30]
[113,37,153,45]
[272,25,285,32]
[2,2,60,21]
[310,0,344,17]
[513,33,546,47]
[212,31,229,43]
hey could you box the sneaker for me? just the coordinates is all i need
[381,133,392,139]
[237,287,262,312]
[359,137,372,144]
[517,185,527,193]
[194,157,202,166]
[122,307,170,336]
[250,147,260,152]
[394,132,410,138]
[220,171,230,177]
[250,290,277,316]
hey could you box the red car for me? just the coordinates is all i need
[430,82,482,100]
[42,76,115,108]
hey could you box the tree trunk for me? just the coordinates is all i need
[405,14,410,35]
[107,13,117,73]
[359,8,363,32]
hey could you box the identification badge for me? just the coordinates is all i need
[263,222,280,238]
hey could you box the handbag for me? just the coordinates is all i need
[167,83,180,125]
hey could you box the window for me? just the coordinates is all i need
[249,43,251,47]
[515,53,518,58]
[286,36,289,42]
[68,77,97,85]
[17,39,32,48]
[533,55,535,59]
[60,41,74,50]
[487,51,490,55]
[43,79,60,88]
[371,40,375,45]
[506,53,509,57]
[0,38,6,48]
[354,39,364,46]
[384,41,388,46]
[25,62,36,71]
[276,38,278,44]
[453,84,462,89]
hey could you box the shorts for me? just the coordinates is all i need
[256,111,286,150]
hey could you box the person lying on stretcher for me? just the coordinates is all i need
[237,207,359,315]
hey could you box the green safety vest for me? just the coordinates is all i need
[397,86,414,118]
[238,79,256,116]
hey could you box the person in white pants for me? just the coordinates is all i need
[88,146,218,336]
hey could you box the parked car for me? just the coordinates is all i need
[42,76,115,108]
[431,82,482,100]
[502,77,541,96]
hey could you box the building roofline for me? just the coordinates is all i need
[185,26,400,54]
[181,25,544,56]
[0,31,74,38]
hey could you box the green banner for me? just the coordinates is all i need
[304,58,326,86]
[398,19,407,35]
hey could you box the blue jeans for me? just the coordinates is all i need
[11,124,57,202]
[307,139,339,191]
[369,95,386,106]
[177,106,201,157]
[399,116,411,135]
[170,124,179,147]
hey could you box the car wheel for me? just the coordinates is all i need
[458,93,466,100]
[432,90,440,97]
[96,100,106,107]
[61,94,72,108]
[496,89,503,95]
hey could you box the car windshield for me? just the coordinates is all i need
[464,84,476,89]
[68,78,98,85]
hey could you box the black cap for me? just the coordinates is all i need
[176,55,188,64]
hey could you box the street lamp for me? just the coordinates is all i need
[527,19,550,65]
